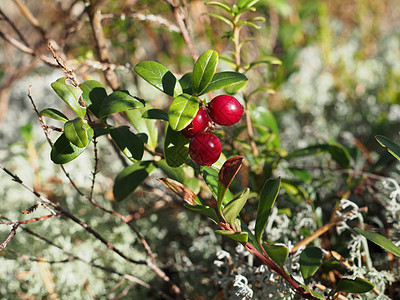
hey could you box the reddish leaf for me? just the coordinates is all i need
[157,178,198,205]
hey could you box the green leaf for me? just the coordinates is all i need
[64,117,90,148]
[80,80,107,118]
[222,188,249,228]
[336,277,374,294]
[216,230,248,243]
[224,80,248,94]
[51,77,86,118]
[354,228,400,257]
[246,57,282,71]
[300,246,323,284]
[50,130,94,164]
[202,166,234,208]
[157,177,198,206]
[113,161,156,202]
[281,179,308,204]
[255,178,281,243]
[156,160,186,183]
[168,94,200,131]
[201,72,248,95]
[179,72,194,94]
[204,1,232,12]
[217,156,244,215]
[328,143,351,169]
[251,106,280,147]
[184,204,219,223]
[206,13,234,28]
[134,61,182,97]
[126,103,158,150]
[142,109,169,121]
[262,243,289,267]
[164,125,190,167]
[109,126,144,162]
[99,91,144,120]
[237,0,259,9]
[192,50,219,95]
[376,135,400,161]
[40,108,69,123]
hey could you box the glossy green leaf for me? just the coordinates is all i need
[156,160,186,183]
[281,179,308,204]
[179,72,194,94]
[99,91,144,120]
[39,108,68,123]
[51,77,86,118]
[64,117,90,148]
[376,135,400,161]
[157,177,198,206]
[336,277,374,294]
[217,156,244,215]
[113,161,156,202]
[246,57,282,71]
[109,126,144,162]
[126,103,158,150]
[168,94,200,131]
[328,143,351,169]
[251,106,280,147]
[134,61,182,97]
[164,125,190,167]
[142,109,169,121]
[300,246,323,284]
[80,80,107,118]
[202,166,234,208]
[201,72,248,95]
[262,243,289,267]
[192,50,219,95]
[216,230,248,243]
[354,228,400,257]
[222,188,249,228]
[224,80,248,94]
[255,178,281,243]
[50,130,93,164]
[184,204,219,223]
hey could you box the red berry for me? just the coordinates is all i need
[189,132,221,166]
[208,95,244,126]
[181,107,210,138]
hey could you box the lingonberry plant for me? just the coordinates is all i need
[2,0,400,299]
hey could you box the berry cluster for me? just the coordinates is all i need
[182,95,244,166]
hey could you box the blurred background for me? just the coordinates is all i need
[1,0,400,299]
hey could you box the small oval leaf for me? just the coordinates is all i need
[192,50,219,95]
[222,188,250,228]
[40,108,69,123]
[109,126,144,162]
[142,109,169,121]
[168,94,199,131]
[354,228,400,257]
[184,204,219,223]
[300,246,323,284]
[99,91,144,120]
[51,77,86,118]
[376,135,400,161]
[216,230,248,243]
[50,130,93,164]
[262,242,289,267]
[113,161,156,202]
[134,61,182,97]
[80,80,107,118]
[64,117,89,148]
[336,277,374,294]
[255,177,281,243]
[164,125,190,167]
[201,71,248,95]
[179,72,194,94]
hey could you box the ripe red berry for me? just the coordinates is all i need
[208,95,244,126]
[189,132,221,166]
[181,107,210,138]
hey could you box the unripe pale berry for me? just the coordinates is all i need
[189,132,221,166]
[181,107,210,138]
[208,95,244,126]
